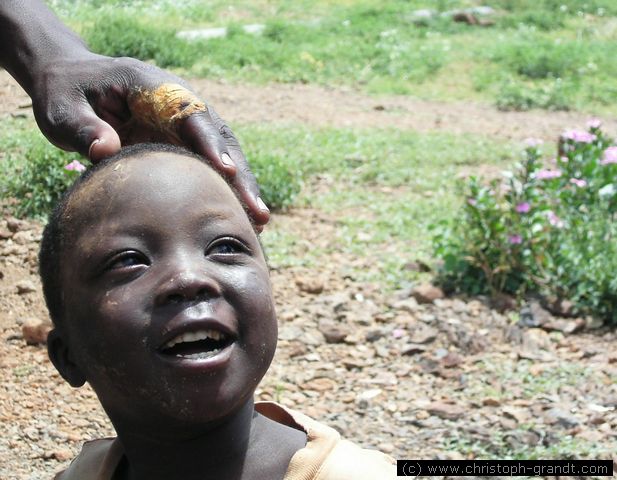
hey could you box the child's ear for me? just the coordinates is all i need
[47,329,86,387]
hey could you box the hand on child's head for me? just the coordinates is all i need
[40,144,277,435]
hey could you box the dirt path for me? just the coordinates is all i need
[2,70,616,141]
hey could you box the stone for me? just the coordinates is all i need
[53,448,73,462]
[400,343,427,356]
[409,325,438,344]
[318,320,349,343]
[410,283,444,304]
[519,300,553,327]
[0,228,13,240]
[482,397,501,407]
[545,297,576,317]
[16,280,37,295]
[355,389,382,408]
[426,401,465,420]
[6,217,30,233]
[295,275,324,294]
[392,297,419,313]
[542,318,585,334]
[544,408,580,428]
[22,318,52,345]
[440,351,464,368]
[490,292,516,312]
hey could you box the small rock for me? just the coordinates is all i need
[402,261,431,273]
[482,397,501,407]
[505,430,541,449]
[410,283,444,304]
[295,276,324,294]
[542,318,585,334]
[544,408,580,428]
[356,389,382,409]
[7,217,30,233]
[318,320,349,343]
[286,341,307,358]
[426,401,465,420]
[440,351,464,368]
[365,328,384,342]
[392,297,419,313]
[0,228,13,240]
[16,280,37,295]
[490,292,516,312]
[519,300,553,327]
[53,448,73,462]
[400,343,427,356]
[22,318,52,345]
[544,297,576,317]
[409,325,438,344]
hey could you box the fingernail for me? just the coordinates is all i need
[256,196,269,212]
[88,139,102,159]
[221,152,235,168]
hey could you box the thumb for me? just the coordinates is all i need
[73,112,122,163]
[37,99,122,162]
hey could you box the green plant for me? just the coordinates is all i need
[2,136,85,218]
[248,152,302,211]
[83,12,201,68]
[433,123,617,323]
[496,78,573,111]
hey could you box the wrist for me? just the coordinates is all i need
[0,0,90,94]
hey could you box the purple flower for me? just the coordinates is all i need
[508,234,523,245]
[392,328,405,339]
[569,178,587,188]
[535,169,562,180]
[547,210,564,228]
[600,146,617,165]
[524,137,543,148]
[467,198,477,207]
[558,156,569,164]
[515,202,531,213]
[562,129,596,144]
[587,118,602,130]
[65,160,86,172]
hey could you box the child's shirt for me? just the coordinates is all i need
[54,402,397,479]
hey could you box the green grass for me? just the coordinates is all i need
[43,0,617,114]
[238,123,516,288]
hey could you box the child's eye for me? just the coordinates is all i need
[207,238,249,256]
[106,251,149,271]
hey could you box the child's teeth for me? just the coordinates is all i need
[165,329,224,348]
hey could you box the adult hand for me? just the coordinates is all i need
[0,0,269,227]
[31,53,270,227]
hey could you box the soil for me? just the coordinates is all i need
[1,72,616,479]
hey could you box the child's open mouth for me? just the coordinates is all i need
[160,329,233,360]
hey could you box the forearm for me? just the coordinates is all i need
[0,0,88,94]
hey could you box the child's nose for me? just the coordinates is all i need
[154,264,222,306]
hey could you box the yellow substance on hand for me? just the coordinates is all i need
[127,83,207,142]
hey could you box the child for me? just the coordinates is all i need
[39,144,396,480]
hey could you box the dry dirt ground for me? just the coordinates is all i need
[1,72,616,479]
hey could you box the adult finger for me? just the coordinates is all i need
[181,112,270,227]
[35,97,122,163]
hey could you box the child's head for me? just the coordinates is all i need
[39,144,277,433]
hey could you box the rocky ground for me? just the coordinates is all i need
[1,73,616,478]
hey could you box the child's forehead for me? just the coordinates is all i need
[64,153,239,231]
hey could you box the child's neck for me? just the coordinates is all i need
[113,399,306,480]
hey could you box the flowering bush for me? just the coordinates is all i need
[432,121,617,324]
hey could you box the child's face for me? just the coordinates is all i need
[56,153,277,433]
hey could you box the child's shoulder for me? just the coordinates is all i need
[54,437,122,480]
[257,402,397,480]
